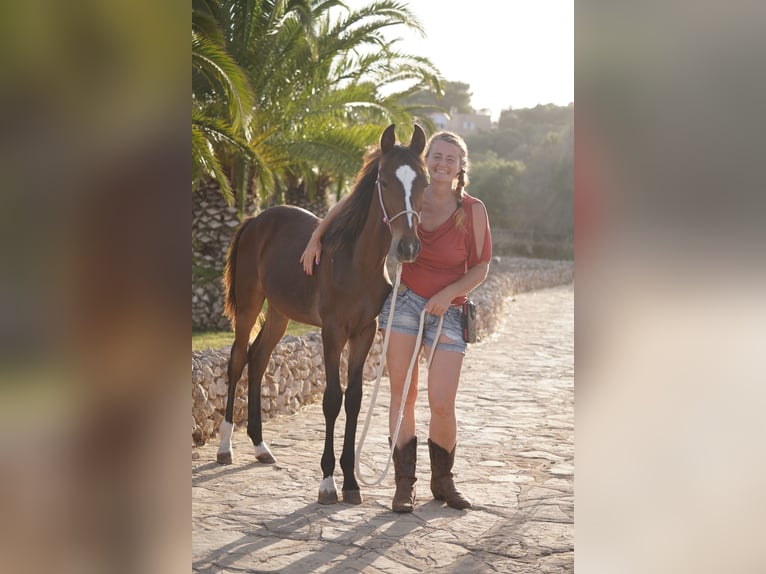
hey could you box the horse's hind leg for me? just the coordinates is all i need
[217,295,264,465]
[339,322,377,504]
[246,304,289,464]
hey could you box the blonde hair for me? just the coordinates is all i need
[425,131,470,227]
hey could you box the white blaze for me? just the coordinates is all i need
[395,165,417,227]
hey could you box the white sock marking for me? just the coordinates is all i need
[254,442,273,459]
[217,420,234,454]
[319,476,338,495]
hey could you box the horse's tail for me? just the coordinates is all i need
[222,217,254,326]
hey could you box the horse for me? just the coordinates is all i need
[216,124,428,504]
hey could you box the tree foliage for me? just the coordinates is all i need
[191,0,443,209]
[466,103,574,244]
[401,80,475,116]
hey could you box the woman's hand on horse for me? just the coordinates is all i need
[300,238,322,275]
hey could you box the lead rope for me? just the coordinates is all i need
[355,263,443,486]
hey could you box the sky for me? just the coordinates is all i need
[344,0,573,121]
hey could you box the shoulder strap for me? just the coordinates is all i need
[463,196,474,261]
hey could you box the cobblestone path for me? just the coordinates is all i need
[193,284,574,573]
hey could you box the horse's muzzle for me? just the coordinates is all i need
[396,237,421,263]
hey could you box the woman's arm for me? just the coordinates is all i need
[424,262,490,316]
[299,194,350,275]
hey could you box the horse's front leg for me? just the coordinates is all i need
[340,321,377,505]
[318,326,345,504]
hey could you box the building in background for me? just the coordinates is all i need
[430,109,492,135]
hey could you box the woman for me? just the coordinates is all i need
[301,131,492,512]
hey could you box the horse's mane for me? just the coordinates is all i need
[322,144,422,254]
[321,148,380,253]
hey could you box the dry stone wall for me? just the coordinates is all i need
[191,257,574,445]
[192,331,385,445]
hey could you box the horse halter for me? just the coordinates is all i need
[376,167,421,228]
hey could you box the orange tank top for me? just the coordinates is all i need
[401,194,492,305]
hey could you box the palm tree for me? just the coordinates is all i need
[269,1,445,204]
[199,0,444,210]
[192,0,445,330]
[192,0,256,204]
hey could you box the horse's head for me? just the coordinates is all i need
[377,124,428,264]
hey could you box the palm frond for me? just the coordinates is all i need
[193,0,448,205]
[192,30,254,132]
[192,123,234,204]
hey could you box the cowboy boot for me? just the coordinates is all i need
[391,436,417,513]
[428,439,472,510]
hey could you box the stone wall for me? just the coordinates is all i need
[191,257,574,445]
[491,228,574,260]
[192,331,386,446]
[470,257,576,338]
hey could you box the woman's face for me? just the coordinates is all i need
[426,140,463,186]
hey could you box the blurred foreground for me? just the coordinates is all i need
[0,2,188,573]
[577,1,766,571]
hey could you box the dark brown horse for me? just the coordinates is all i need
[216,124,428,504]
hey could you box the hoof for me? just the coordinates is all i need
[254,442,276,464]
[342,490,363,505]
[317,490,339,505]
[216,452,232,465]
[317,476,338,504]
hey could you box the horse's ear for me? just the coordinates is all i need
[380,124,396,153]
[410,124,426,156]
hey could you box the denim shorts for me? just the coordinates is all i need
[378,286,467,354]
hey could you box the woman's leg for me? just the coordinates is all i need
[383,329,422,512]
[384,330,421,447]
[426,341,463,450]
[426,333,472,509]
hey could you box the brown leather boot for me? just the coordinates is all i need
[391,436,417,513]
[428,439,472,510]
